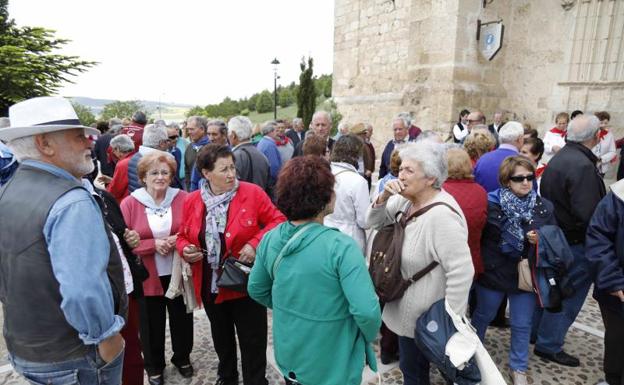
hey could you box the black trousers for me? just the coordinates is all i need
[142,275,194,376]
[600,304,624,385]
[203,293,268,385]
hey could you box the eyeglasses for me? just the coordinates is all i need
[168,135,179,140]
[147,170,172,177]
[509,174,535,183]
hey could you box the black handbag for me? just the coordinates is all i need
[217,257,253,292]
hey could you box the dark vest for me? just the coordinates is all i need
[0,164,128,362]
[128,152,143,193]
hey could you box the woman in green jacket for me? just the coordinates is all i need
[248,155,381,385]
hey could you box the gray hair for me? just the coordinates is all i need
[567,114,600,143]
[498,121,524,144]
[337,121,350,134]
[109,134,135,153]
[399,141,448,189]
[154,119,167,128]
[228,116,253,141]
[415,130,442,143]
[167,122,180,130]
[0,117,10,129]
[207,119,228,136]
[261,121,277,135]
[7,136,41,161]
[187,116,208,131]
[395,112,412,129]
[142,124,168,148]
[312,110,331,122]
[292,117,303,127]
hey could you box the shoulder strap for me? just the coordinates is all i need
[240,147,254,181]
[401,201,461,225]
[270,223,315,280]
[334,169,356,178]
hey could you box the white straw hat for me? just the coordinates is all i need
[0,96,100,141]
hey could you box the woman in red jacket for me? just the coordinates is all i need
[120,152,191,385]
[177,143,285,385]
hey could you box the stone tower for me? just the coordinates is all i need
[333,0,624,146]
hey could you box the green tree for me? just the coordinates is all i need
[0,0,96,115]
[297,57,317,128]
[278,88,294,108]
[247,93,259,111]
[70,101,95,126]
[186,106,206,118]
[100,100,145,121]
[256,90,273,113]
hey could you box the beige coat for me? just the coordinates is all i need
[366,190,474,338]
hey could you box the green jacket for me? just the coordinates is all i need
[248,221,381,385]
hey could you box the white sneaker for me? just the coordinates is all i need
[510,370,528,385]
[594,381,609,385]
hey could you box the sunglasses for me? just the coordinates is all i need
[168,135,179,140]
[509,174,535,183]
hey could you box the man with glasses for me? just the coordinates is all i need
[166,125,183,179]
[378,113,412,179]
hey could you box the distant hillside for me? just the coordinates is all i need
[69,96,193,119]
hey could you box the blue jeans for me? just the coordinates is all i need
[398,336,430,385]
[9,346,124,385]
[471,284,536,371]
[532,243,592,354]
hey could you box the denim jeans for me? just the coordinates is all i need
[532,243,592,354]
[398,336,430,385]
[9,346,124,385]
[471,284,536,372]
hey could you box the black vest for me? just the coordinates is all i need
[0,164,128,362]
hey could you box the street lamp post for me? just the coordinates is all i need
[271,58,280,120]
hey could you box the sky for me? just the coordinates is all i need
[8,0,335,106]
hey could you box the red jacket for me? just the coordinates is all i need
[107,153,132,204]
[176,182,286,304]
[121,124,145,151]
[120,190,188,296]
[443,179,488,277]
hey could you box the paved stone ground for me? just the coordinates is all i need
[0,291,608,385]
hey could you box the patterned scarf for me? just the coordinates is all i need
[200,178,239,293]
[499,187,536,253]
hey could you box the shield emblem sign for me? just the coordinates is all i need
[479,21,504,61]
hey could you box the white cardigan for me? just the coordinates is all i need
[366,190,474,338]
[324,162,370,252]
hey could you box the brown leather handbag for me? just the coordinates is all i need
[369,202,460,303]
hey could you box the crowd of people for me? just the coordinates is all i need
[0,96,622,385]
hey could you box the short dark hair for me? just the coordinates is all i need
[459,109,470,120]
[330,134,362,168]
[132,111,148,125]
[522,137,544,162]
[499,156,535,187]
[595,111,611,122]
[275,156,334,221]
[96,120,109,133]
[196,143,234,173]
[570,110,583,120]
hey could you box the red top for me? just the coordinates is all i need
[107,153,132,204]
[120,190,188,296]
[121,124,145,151]
[176,182,286,304]
[442,179,488,277]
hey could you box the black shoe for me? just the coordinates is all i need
[534,349,580,367]
[175,363,194,378]
[148,374,164,385]
[380,352,399,365]
[215,377,238,385]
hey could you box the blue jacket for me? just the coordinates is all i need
[473,145,518,192]
[586,179,624,317]
[478,189,556,293]
[379,139,410,179]
[256,137,282,185]
[534,225,575,311]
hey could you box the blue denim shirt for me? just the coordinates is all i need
[23,160,125,345]
[256,137,282,184]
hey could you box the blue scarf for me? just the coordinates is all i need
[499,188,536,253]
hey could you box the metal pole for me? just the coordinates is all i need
[273,71,277,120]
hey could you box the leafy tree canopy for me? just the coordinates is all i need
[0,0,96,115]
[70,100,96,126]
[100,100,145,121]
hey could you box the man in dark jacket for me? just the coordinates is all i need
[534,114,605,367]
[378,114,412,179]
[292,111,335,157]
[227,116,270,191]
[586,180,624,385]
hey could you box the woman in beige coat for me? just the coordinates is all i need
[366,142,474,385]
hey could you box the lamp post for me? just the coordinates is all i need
[271,58,280,120]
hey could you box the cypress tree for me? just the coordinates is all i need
[296,57,317,129]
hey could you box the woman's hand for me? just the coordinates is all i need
[238,244,256,264]
[124,229,140,249]
[526,230,538,245]
[155,239,172,255]
[377,179,405,204]
[182,245,203,263]
[166,234,177,249]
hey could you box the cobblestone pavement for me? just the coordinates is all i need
[0,290,608,385]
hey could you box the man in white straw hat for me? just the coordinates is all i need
[0,97,127,385]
